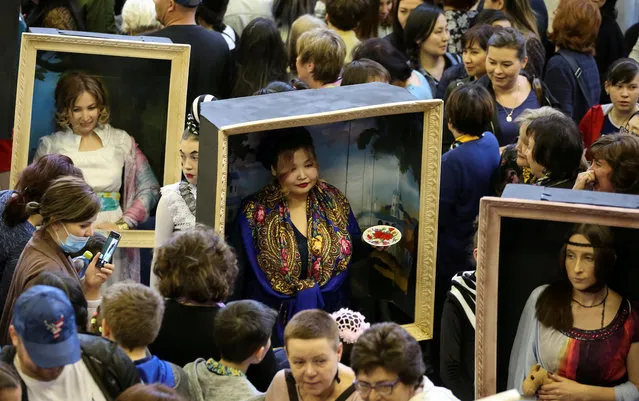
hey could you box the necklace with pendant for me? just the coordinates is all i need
[503,106,515,122]
[498,79,521,123]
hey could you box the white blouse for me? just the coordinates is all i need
[35,124,132,193]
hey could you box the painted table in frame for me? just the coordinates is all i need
[196,83,443,340]
[475,196,639,398]
[10,33,190,247]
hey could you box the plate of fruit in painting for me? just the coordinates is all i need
[362,225,402,247]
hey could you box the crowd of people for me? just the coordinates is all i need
[0,0,638,400]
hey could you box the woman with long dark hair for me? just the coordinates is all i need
[231,18,289,98]
[509,224,639,401]
[404,4,461,96]
[385,0,427,54]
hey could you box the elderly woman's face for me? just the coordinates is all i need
[515,124,530,168]
[68,91,99,136]
[565,234,598,292]
[590,158,615,192]
[524,136,545,178]
[272,149,319,199]
[355,366,417,401]
[287,338,342,397]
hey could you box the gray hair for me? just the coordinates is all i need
[515,107,565,132]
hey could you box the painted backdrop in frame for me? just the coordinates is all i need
[196,83,443,340]
[11,33,190,247]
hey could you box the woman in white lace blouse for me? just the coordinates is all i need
[151,95,216,289]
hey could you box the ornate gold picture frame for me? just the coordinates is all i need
[197,84,443,340]
[10,33,190,248]
[475,196,639,397]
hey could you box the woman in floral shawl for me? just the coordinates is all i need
[233,127,365,345]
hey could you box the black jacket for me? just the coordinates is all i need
[1,334,140,401]
[474,73,560,145]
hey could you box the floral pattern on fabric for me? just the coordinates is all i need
[445,9,478,55]
[242,181,353,296]
[206,359,245,377]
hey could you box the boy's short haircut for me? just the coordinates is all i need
[101,281,165,350]
[213,300,278,364]
[325,0,368,31]
[283,309,340,350]
[297,28,347,85]
[341,58,391,86]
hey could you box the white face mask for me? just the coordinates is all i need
[55,224,89,254]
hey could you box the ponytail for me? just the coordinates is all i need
[1,154,83,227]
[2,191,30,227]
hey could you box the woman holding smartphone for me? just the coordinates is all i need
[0,176,113,345]
[35,72,160,282]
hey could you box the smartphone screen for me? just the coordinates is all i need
[97,231,121,268]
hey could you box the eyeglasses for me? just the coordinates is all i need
[354,378,400,397]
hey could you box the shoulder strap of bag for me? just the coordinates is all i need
[335,384,357,401]
[285,369,300,401]
[557,49,594,108]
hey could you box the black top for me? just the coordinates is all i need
[148,299,277,392]
[149,25,232,103]
[440,294,475,401]
[292,224,309,280]
[595,16,625,103]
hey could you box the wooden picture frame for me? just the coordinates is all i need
[475,196,639,398]
[197,83,443,340]
[9,32,190,248]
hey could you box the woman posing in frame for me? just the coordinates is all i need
[508,224,639,401]
[232,128,375,345]
[35,72,160,282]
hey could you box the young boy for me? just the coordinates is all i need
[184,300,277,401]
[100,281,191,398]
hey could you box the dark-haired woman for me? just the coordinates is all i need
[573,134,639,195]
[438,84,499,298]
[579,59,639,150]
[196,0,238,52]
[230,18,289,98]
[524,114,583,189]
[233,128,369,345]
[385,0,427,55]
[0,154,83,315]
[475,27,558,147]
[482,0,545,78]
[351,322,459,401]
[405,4,462,96]
[544,0,601,123]
[508,224,639,401]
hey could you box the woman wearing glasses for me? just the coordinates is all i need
[350,322,459,401]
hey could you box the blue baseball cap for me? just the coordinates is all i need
[12,285,81,369]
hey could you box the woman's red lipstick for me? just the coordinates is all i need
[296,183,309,188]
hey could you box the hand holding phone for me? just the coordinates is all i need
[96,231,121,268]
